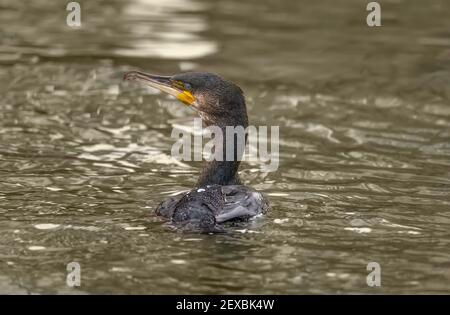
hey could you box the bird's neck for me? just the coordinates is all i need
[198,159,242,186]
[197,113,248,187]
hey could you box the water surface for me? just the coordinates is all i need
[0,0,450,294]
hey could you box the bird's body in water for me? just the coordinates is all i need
[124,71,269,233]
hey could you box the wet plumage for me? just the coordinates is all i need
[124,71,269,232]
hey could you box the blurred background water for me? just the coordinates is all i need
[0,0,449,294]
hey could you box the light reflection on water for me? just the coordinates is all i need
[0,0,450,294]
[117,0,217,58]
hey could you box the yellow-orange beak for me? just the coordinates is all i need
[123,71,195,106]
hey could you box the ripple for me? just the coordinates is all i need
[117,0,217,59]
[28,246,46,251]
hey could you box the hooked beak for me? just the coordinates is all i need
[123,71,195,106]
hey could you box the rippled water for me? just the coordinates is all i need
[1,0,450,294]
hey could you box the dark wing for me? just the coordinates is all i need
[215,185,269,223]
[154,192,187,219]
[155,186,226,233]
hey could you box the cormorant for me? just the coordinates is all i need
[123,71,269,233]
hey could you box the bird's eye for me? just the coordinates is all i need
[184,83,192,91]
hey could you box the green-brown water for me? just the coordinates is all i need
[0,0,449,294]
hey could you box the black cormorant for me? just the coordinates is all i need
[124,71,269,233]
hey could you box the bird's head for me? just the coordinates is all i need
[123,71,248,128]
